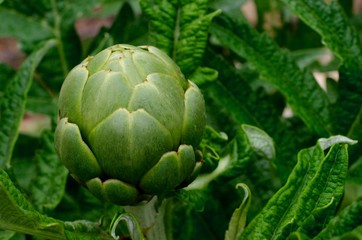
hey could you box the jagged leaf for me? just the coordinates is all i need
[0,168,113,239]
[210,13,331,136]
[0,39,55,169]
[0,168,65,239]
[141,0,220,75]
[240,136,354,239]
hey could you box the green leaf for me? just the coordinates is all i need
[0,168,65,239]
[0,168,114,239]
[210,13,331,136]
[316,197,362,239]
[225,183,251,240]
[141,0,221,75]
[0,6,52,43]
[281,0,362,66]
[240,136,354,240]
[0,39,55,169]
[30,131,68,213]
[242,125,275,161]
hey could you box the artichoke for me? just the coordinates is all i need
[54,44,205,205]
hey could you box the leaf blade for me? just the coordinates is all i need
[240,136,353,239]
[0,39,56,169]
[210,13,331,136]
[141,0,220,75]
[225,183,251,240]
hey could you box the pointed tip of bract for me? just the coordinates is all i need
[55,118,102,182]
[181,81,206,147]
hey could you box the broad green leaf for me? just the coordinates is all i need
[296,143,350,236]
[316,197,362,239]
[0,168,65,239]
[242,125,275,161]
[240,136,354,240]
[225,183,251,240]
[30,131,68,212]
[0,39,55,169]
[210,13,331,136]
[0,169,114,239]
[141,0,221,75]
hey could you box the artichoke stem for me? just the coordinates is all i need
[124,196,167,240]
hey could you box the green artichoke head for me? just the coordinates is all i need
[54,44,205,205]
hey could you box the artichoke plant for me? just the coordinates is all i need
[54,44,205,205]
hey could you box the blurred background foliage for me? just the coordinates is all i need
[1,0,362,239]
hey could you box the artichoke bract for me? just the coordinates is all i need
[54,44,205,205]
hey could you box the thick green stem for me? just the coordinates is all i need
[124,197,167,240]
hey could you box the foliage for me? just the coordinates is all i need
[0,0,362,239]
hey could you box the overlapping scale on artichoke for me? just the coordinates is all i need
[55,44,205,205]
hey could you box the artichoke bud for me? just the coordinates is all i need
[55,44,206,205]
